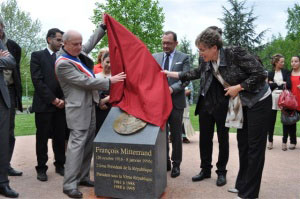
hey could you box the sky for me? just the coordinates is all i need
[5,0,300,53]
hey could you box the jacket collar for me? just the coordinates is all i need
[219,48,227,68]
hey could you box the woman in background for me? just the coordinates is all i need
[93,47,108,75]
[95,52,111,135]
[285,55,300,150]
[267,54,291,150]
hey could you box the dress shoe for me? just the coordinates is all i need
[8,167,23,176]
[171,166,180,178]
[0,184,19,198]
[55,167,64,176]
[182,137,190,143]
[79,180,94,187]
[228,188,239,193]
[37,172,48,181]
[216,175,227,186]
[167,160,171,171]
[192,171,211,182]
[63,189,83,198]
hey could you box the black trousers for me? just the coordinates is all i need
[166,108,183,167]
[267,110,277,142]
[35,110,67,173]
[283,123,297,144]
[198,101,229,175]
[7,87,16,167]
[236,95,272,199]
[0,94,9,185]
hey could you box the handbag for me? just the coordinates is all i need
[278,88,298,110]
[281,110,300,125]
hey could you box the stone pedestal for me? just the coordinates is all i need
[94,107,166,199]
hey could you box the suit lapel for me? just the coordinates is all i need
[170,51,178,71]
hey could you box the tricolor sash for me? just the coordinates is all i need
[55,54,95,78]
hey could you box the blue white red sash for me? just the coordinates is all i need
[55,54,95,78]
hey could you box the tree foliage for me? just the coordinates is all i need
[0,0,44,97]
[91,0,164,58]
[286,3,300,40]
[258,3,300,72]
[220,0,267,53]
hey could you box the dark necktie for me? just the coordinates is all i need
[164,54,170,70]
[52,53,56,62]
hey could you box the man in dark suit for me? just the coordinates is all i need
[30,28,67,182]
[0,17,23,177]
[153,31,190,178]
[0,40,19,198]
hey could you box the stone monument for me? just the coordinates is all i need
[94,107,166,199]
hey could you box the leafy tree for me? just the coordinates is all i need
[91,0,164,58]
[286,3,300,39]
[177,37,199,104]
[220,0,268,53]
[258,35,300,71]
[0,0,44,97]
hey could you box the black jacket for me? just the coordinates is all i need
[179,46,268,114]
[268,69,291,91]
[7,39,22,111]
[30,48,64,112]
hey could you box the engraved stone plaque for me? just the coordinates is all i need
[94,107,166,199]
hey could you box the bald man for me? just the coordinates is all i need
[55,25,126,198]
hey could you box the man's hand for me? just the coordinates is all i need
[52,98,65,109]
[224,84,243,98]
[0,50,10,57]
[110,72,126,84]
[102,13,106,25]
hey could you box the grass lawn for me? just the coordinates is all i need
[189,104,300,137]
[15,104,300,137]
[15,113,36,136]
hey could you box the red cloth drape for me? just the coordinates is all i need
[105,14,172,129]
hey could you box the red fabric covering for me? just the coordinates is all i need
[105,14,172,129]
[94,63,103,74]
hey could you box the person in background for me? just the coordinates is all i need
[30,28,67,181]
[182,82,194,143]
[93,47,108,74]
[267,54,291,150]
[285,55,300,150]
[163,26,271,198]
[0,17,23,177]
[95,52,111,134]
[0,41,19,198]
[153,31,190,178]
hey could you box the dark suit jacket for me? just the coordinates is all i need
[30,48,64,113]
[153,50,190,110]
[5,39,22,111]
[268,69,291,91]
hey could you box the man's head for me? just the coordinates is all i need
[0,16,5,39]
[46,28,64,52]
[162,31,178,54]
[62,30,82,57]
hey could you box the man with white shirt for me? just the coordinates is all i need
[30,28,67,182]
[153,31,190,178]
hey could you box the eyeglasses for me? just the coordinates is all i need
[52,38,62,42]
